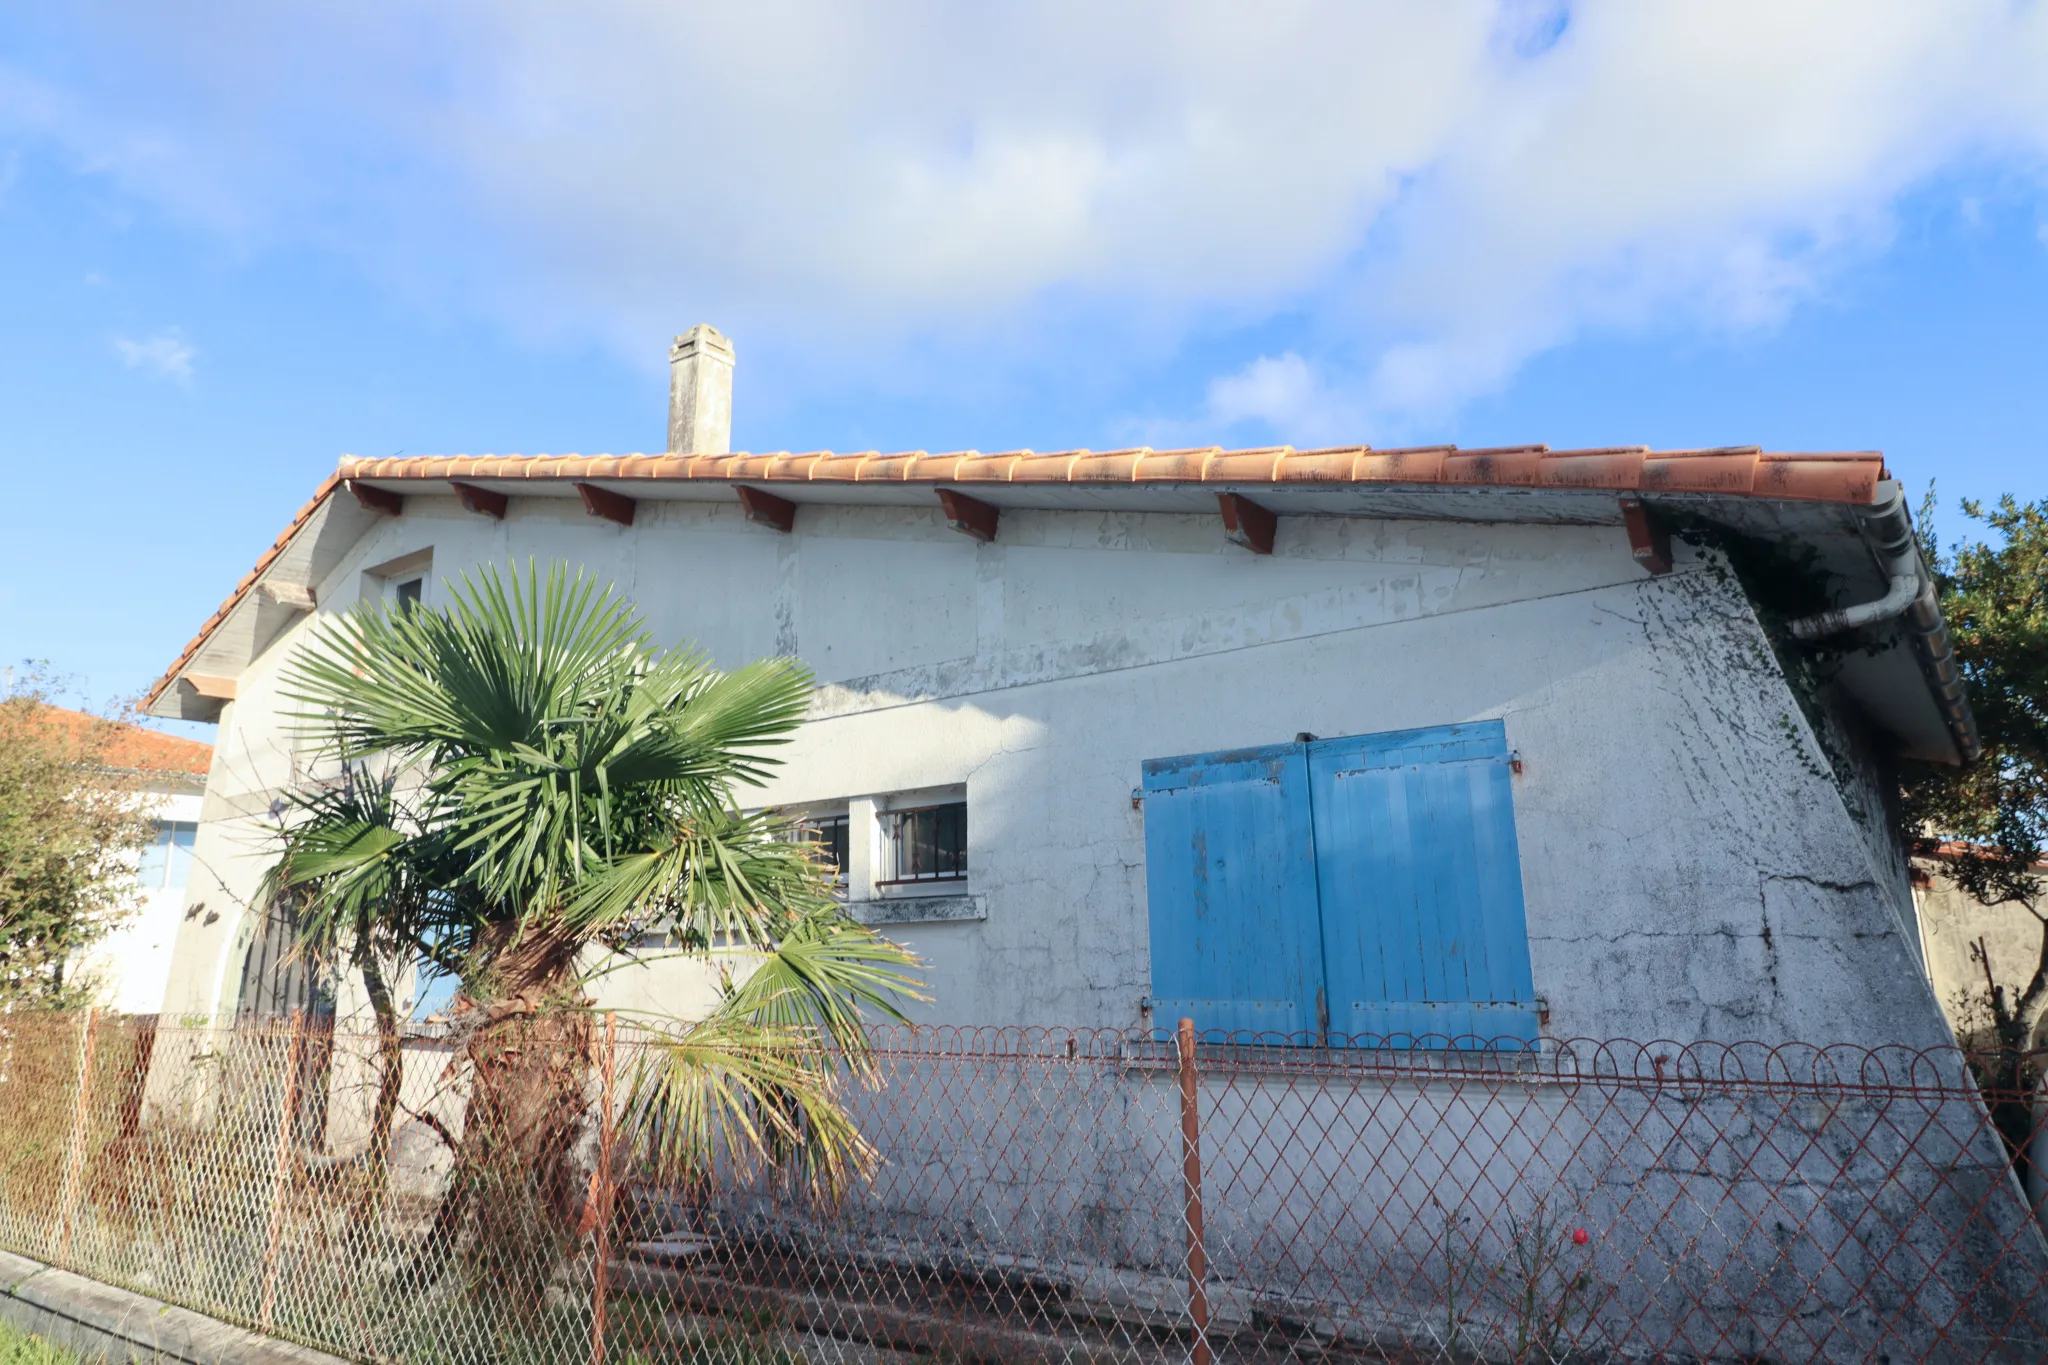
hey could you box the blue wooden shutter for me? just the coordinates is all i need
[1306,722,1538,1048]
[1142,743,1323,1040]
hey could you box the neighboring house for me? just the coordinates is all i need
[35,705,212,1014]
[142,325,1979,1050]
[1913,844,2048,1046]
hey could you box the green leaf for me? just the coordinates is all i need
[718,910,928,1065]
[621,1012,876,1200]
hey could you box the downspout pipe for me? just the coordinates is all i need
[1785,483,1981,763]
[1786,486,1926,640]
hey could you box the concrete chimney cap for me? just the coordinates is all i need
[670,324,734,361]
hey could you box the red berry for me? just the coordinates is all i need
[1571,1228,1590,1246]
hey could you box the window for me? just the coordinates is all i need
[138,820,197,890]
[1141,721,1537,1049]
[362,548,432,618]
[880,802,967,886]
[236,899,331,1022]
[799,812,851,889]
[410,959,460,1022]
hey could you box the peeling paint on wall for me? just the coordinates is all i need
[159,504,1946,1051]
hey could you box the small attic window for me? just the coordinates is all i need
[363,547,433,615]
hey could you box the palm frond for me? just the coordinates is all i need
[718,910,927,1064]
[621,1013,876,1201]
[280,561,650,763]
[602,657,816,792]
[259,767,445,973]
[270,558,914,1059]
[560,808,840,942]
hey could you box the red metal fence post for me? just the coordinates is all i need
[259,1010,307,1331]
[54,1006,100,1263]
[591,1012,619,1365]
[1177,1017,1212,1365]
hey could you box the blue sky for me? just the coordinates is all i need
[3,2,2047,729]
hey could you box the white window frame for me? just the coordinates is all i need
[789,801,853,898]
[360,547,434,613]
[867,784,969,902]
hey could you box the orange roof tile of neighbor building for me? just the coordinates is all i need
[36,704,213,778]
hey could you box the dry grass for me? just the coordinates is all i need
[0,1319,88,1365]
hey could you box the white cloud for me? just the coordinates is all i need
[113,329,195,384]
[1207,354,1321,431]
[1195,353,1368,447]
[9,1,2048,430]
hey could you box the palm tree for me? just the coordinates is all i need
[262,562,922,1299]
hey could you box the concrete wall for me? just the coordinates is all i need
[1915,859,2048,1044]
[160,496,1947,1049]
[78,785,204,1015]
[743,1046,2042,1363]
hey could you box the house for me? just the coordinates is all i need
[32,705,211,1014]
[1913,843,2048,1043]
[143,324,1978,1051]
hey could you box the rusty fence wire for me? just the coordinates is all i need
[3,1010,2048,1364]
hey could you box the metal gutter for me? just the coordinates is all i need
[1786,484,1981,764]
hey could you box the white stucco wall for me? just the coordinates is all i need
[1915,859,2048,1043]
[160,496,1948,1049]
[77,784,204,1014]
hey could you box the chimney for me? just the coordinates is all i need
[667,324,736,455]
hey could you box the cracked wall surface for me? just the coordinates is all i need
[161,498,1950,1050]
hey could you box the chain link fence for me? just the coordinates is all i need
[3,1010,2047,1363]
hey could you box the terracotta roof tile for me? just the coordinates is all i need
[1134,448,1221,482]
[907,452,971,481]
[1440,446,1550,486]
[1203,448,1290,482]
[1068,449,1149,481]
[1755,452,1886,504]
[859,451,927,481]
[35,705,213,778]
[807,451,877,481]
[731,455,774,476]
[1276,447,1369,482]
[1533,448,1651,489]
[764,452,824,481]
[954,451,1030,481]
[1353,447,1452,482]
[1640,449,1762,494]
[1010,450,1087,481]
[143,470,343,712]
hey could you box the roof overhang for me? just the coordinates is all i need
[145,472,384,721]
[144,443,1977,765]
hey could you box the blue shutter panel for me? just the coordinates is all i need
[1307,722,1538,1048]
[1142,743,1323,1039]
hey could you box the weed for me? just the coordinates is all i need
[0,1319,89,1365]
[1434,1194,1607,1364]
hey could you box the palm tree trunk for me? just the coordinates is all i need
[357,954,404,1216]
[415,927,593,1310]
